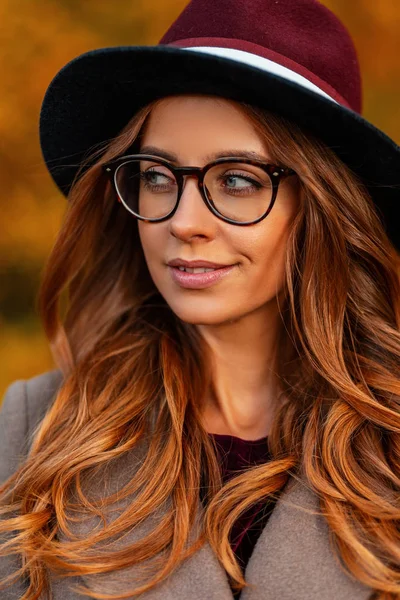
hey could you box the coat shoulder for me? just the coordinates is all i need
[25,368,64,430]
[0,369,64,483]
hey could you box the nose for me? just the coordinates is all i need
[168,174,215,238]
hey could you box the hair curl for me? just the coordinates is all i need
[1,96,400,599]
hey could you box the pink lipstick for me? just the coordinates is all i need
[168,264,237,289]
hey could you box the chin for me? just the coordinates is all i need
[163,298,240,326]
[170,309,224,326]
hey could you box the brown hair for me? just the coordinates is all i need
[1,96,400,599]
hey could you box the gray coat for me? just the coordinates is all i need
[0,369,374,599]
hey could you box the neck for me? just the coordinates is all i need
[197,303,284,440]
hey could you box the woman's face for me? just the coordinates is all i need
[137,95,299,326]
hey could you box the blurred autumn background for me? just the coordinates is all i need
[0,0,399,398]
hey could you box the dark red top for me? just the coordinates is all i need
[201,432,278,599]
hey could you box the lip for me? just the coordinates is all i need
[168,259,230,269]
[168,264,237,289]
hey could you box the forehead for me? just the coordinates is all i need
[138,95,272,164]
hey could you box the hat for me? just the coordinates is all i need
[39,0,400,251]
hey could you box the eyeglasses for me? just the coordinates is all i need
[103,154,296,226]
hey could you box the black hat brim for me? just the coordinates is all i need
[39,45,400,250]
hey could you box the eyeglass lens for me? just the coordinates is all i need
[114,159,275,223]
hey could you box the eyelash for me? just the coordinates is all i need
[216,172,264,193]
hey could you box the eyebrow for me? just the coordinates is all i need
[138,145,272,164]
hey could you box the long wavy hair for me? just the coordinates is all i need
[1,96,400,600]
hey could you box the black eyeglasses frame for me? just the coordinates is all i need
[102,154,296,226]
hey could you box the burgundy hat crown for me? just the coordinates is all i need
[159,0,362,114]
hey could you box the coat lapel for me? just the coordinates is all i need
[241,474,374,600]
[53,449,374,600]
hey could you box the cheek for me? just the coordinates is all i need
[137,222,147,250]
[137,225,173,296]
[234,222,291,305]
[137,225,162,280]
[138,224,161,261]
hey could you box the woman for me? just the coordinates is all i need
[1,0,400,599]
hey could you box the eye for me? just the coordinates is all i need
[217,171,265,195]
[140,168,176,191]
[142,169,172,185]
[225,173,260,189]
